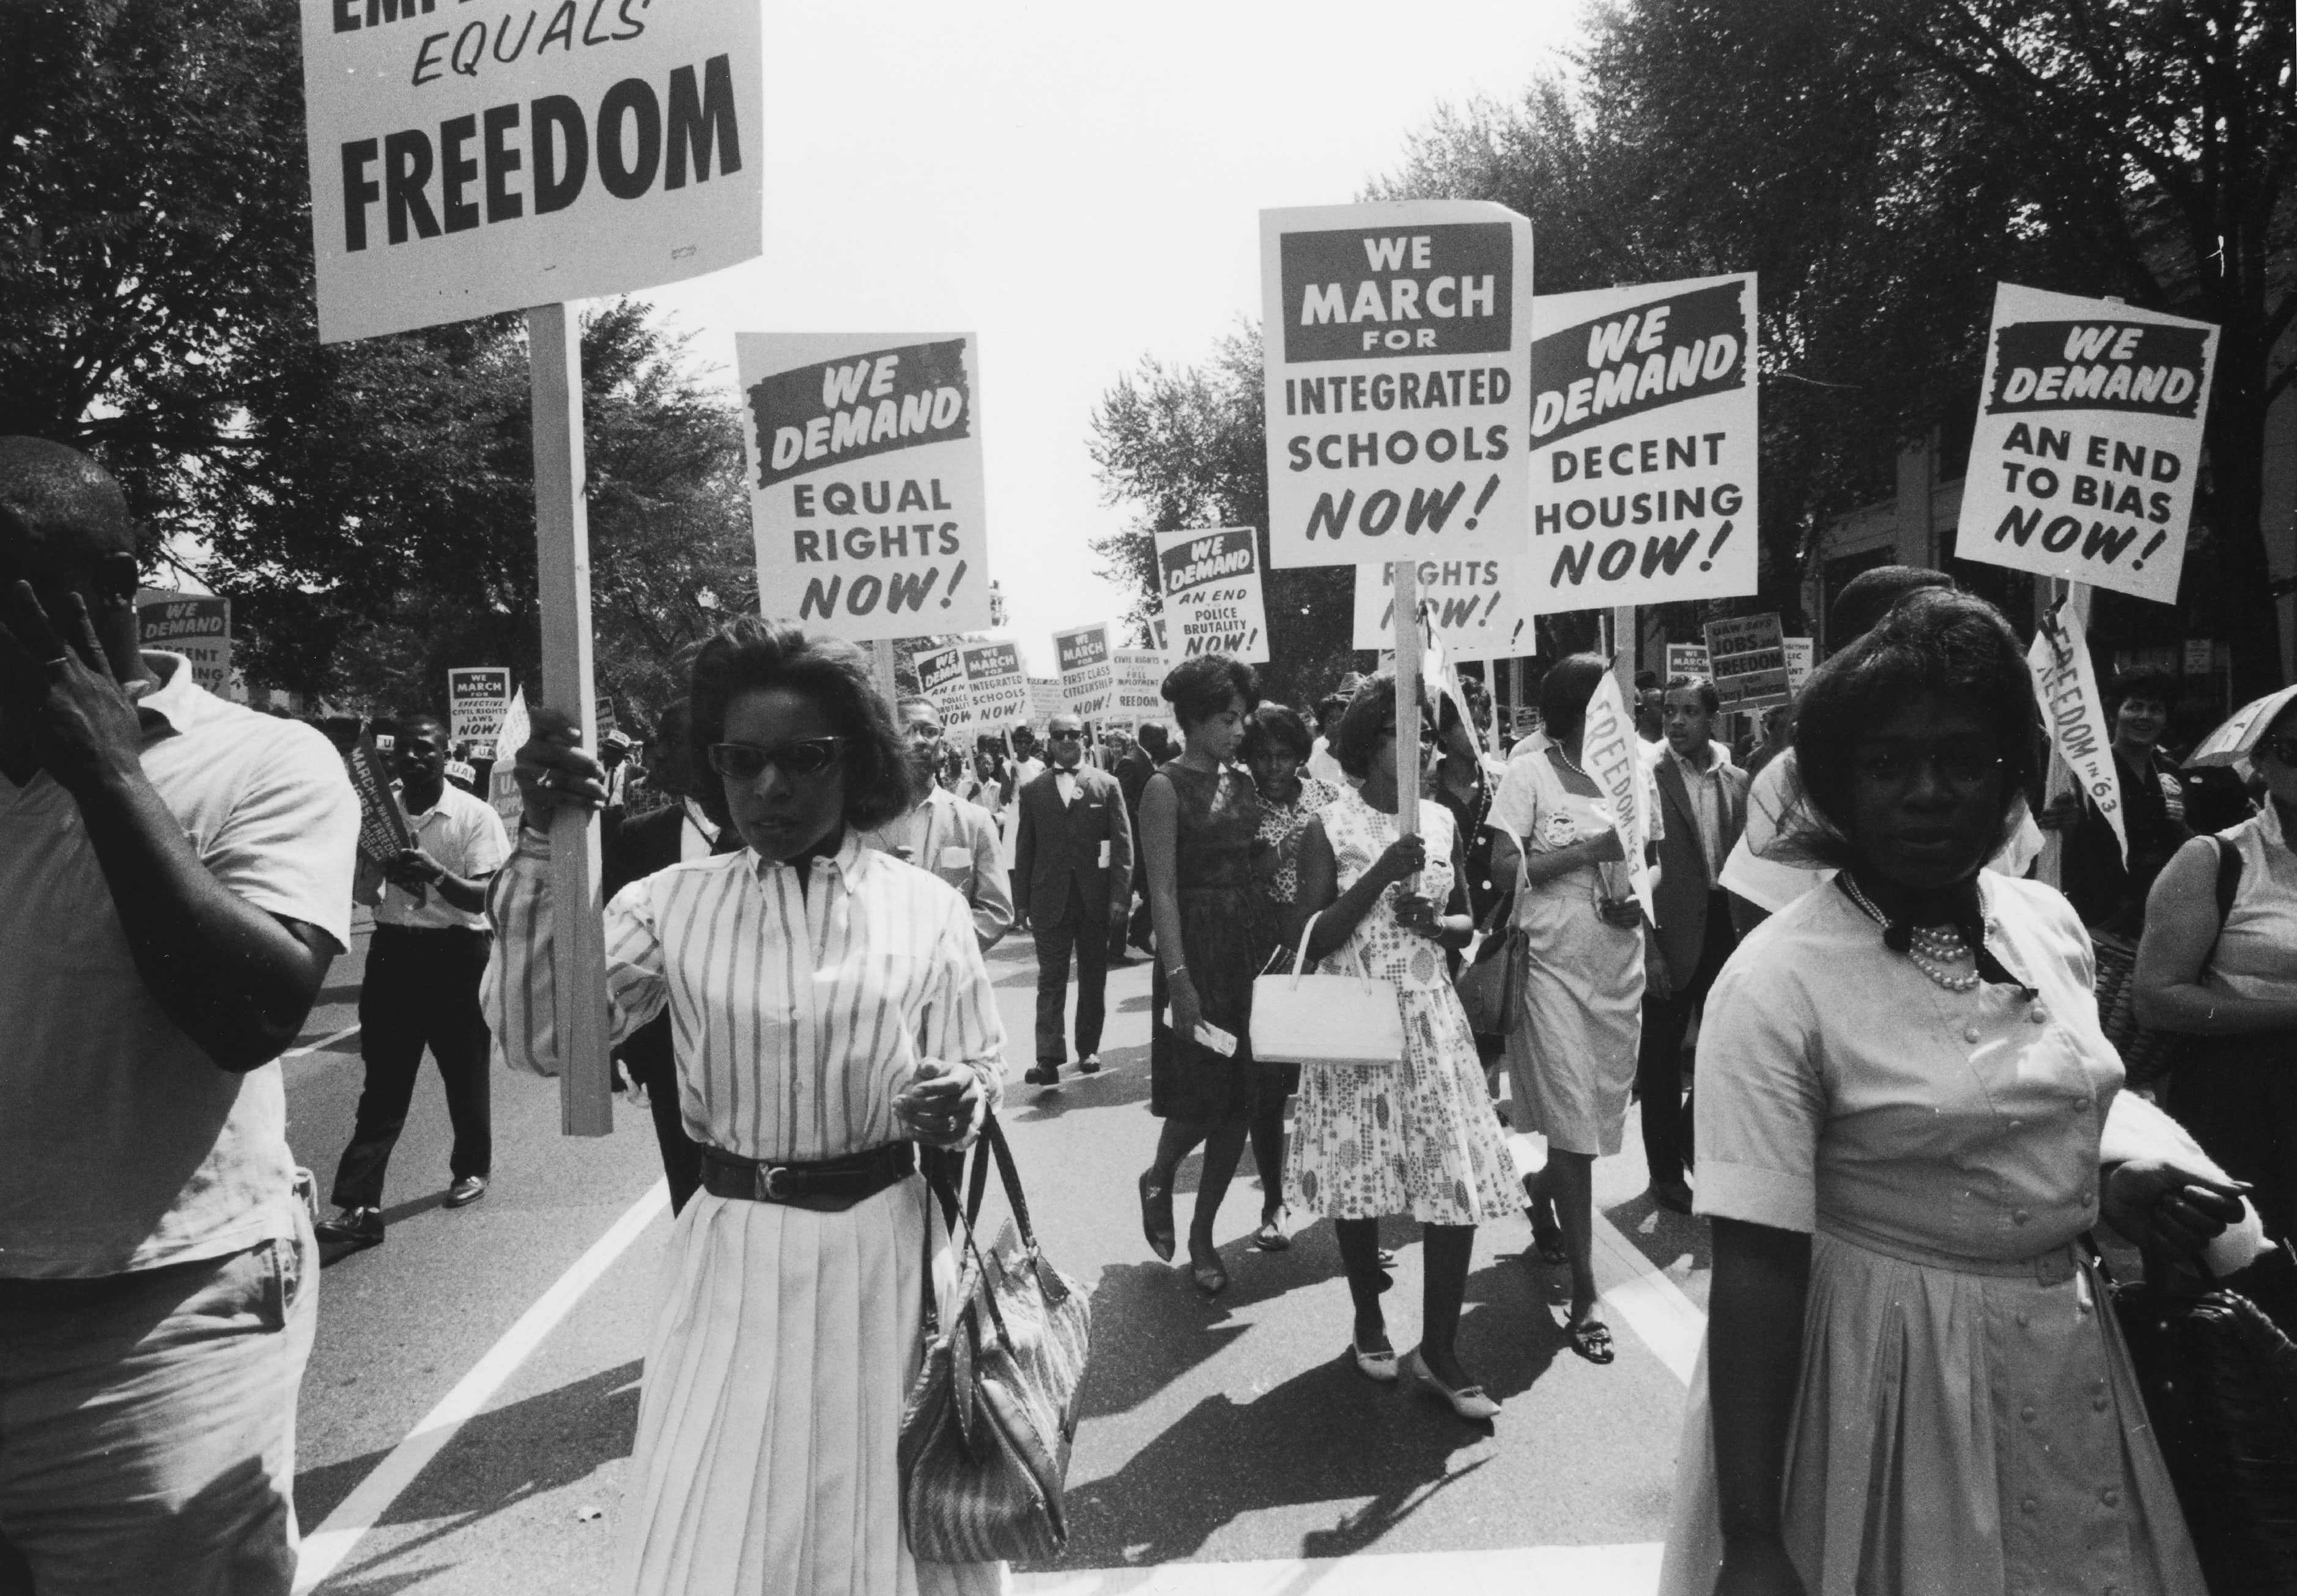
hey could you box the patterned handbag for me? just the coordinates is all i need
[899,1115,1092,1563]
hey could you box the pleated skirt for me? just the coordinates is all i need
[613,1178,1007,1596]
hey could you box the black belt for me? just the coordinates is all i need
[697,1142,915,1211]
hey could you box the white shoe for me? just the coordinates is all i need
[1350,1339,1399,1383]
[1404,1348,1499,1419]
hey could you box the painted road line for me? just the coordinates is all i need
[284,1022,360,1059]
[1015,1542,1663,1594]
[292,1180,671,1594]
[1509,1131,1704,1385]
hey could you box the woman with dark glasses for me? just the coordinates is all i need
[485,617,1007,1595]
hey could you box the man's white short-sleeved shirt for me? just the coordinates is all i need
[0,654,358,1277]
[373,780,509,931]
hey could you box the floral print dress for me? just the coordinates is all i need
[1284,791,1523,1225]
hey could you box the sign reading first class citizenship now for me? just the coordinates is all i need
[1261,201,1534,567]
[299,0,762,344]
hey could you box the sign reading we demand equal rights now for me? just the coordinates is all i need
[299,0,761,343]
[1956,284,2219,607]
[739,334,993,640]
[1261,201,1534,569]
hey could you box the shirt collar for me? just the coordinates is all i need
[749,826,867,882]
[133,652,211,737]
[1666,740,1719,777]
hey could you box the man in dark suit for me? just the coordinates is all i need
[1013,713,1134,1085]
[1638,676,1749,1212]
[601,702,717,1213]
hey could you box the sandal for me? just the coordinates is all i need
[1529,1208,1567,1267]
[1254,1214,1291,1252]
[1567,1317,1616,1365]
[1188,1238,1227,1297]
[1138,1169,1175,1263]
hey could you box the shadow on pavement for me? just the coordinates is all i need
[1005,1045,1154,1121]
[1601,1190,1712,1280]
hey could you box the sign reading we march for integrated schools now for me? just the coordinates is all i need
[298,0,761,343]
[1956,284,2218,606]
[1525,273,1759,611]
[1261,201,1534,569]
[961,641,1029,733]
[738,334,992,641]
[1153,527,1270,663]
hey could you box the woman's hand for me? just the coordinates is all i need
[895,1059,984,1150]
[1394,893,1442,939]
[1167,971,1204,1043]
[1714,1534,1808,1596]
[1577,828,1626,865]
[2103,1159,2249,1262]
[1598,898,1644,929]
[1371,833,1428,887]
[514,706,609,827]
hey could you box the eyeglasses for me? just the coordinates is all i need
[902,722,944,742]
[706,738,848,780]
[2257,734,2297,767]
[1851,744,2003,791]
[1046,729,1084,743]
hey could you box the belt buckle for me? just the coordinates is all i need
[2035,1249,2075,1287]
[756,1164,794,1202]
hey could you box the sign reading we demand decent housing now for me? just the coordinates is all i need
[300,0,762,343]
[1956,284,2219,607]
[738,334,993,640]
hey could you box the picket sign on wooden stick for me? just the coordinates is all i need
[1393,558,1421,855]
[528,303,613,1137]
[1611,606,1638,704]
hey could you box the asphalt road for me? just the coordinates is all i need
[283,910,1711,1594]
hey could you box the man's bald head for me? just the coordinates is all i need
[0,438,138,573]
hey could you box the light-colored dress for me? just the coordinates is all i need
[1489,745,1655,1156]
[484,831,1008,1596]
[1285,794,1522,1225]
[1659,876,2206,1596]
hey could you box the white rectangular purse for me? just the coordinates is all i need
[1249,913,1404,1069]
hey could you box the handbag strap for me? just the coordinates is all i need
[1289,910,1375,984]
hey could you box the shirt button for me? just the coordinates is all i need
[2021,1496,2038,1515]
[2029,1007,2048,1024]
[2008,1119,2024,1132]
[2099,1486,2120,1508]
[2093,1394,2110,1413]
[2013,1208,2031,1225]
[2016,1311,2032,1328]
[1964,1024,1983,1044]
[2021,1403,2037,1422]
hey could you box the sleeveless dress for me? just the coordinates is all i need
[1149,760,1268,1121]
[1284,792,1522,1225]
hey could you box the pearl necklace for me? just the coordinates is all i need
[1552,744,1590,782]
[1840,874,1983,992]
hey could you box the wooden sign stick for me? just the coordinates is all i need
[1393,558,1421,852]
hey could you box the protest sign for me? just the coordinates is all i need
[2027,601,2125,865]
[1782,638,1814,695]
[1351,556,1537,657]
[961,640,1028,735]
[1027,678,1068,726]
[1704,613,1789,711]
[1580,671,1655,920]
[738,333,991,640]
[1054,624,1114,718]
[1663,642,1710,681]
[1955,284,2218,605]
[448,667,513,747]
[488,688,530,826]
[298,0,762,344]
[1111,648,1166,723]
[1525,273,1759,611]
[910,643,971,741]
[1154,526,1270,663]
[137,593,232,697]
[1260,201,1534,568]
[346,735,415,867]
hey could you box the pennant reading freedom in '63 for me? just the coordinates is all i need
[737,333,991,640]
[1260,201,1534,567]
[298,0,761,344]
[1153,528,1270,663]
[1525,273,1759,610]
[1955,284,2218,605]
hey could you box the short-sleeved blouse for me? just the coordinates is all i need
[1487,743,1660,915]
[2206,800,2297,1007]
[1693,874,2118,1262]
[1255,773,1344,906]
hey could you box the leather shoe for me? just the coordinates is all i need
[1078,1054,1101,1074]
[316,1206,383,1246]
[1403,1348,1500,1421]
[1648,1179,1693,1214]
[445,1175,489,1208]
[1023,1064,1061,1087]
[1350,1337,1399,1382]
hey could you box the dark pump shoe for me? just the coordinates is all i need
[1023,1064,1062,1087]
[445,1175,489,1208]
[316,1206,383,1246]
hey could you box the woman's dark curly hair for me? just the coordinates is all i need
[1334,672,1435,780]
[1792,587,2038,866]
[1161,652,1259,731]
[1538,653,1608,739]
[1239,703,1314,765]
[686,616,914,831]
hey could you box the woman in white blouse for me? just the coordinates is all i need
[1663,590,2243,1596]
[489,618,1007,1596]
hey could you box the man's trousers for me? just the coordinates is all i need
[1636,889,1737,1190]
[331,924,492,1211]
[1034,881,1111,1066]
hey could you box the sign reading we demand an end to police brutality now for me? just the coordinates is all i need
[299,0,762,343]
[1153,528,1270,663]
[1526,273,1759,610]
[1956,284,2219,606]
[1261,201,1534,568]
[738,334,992,640]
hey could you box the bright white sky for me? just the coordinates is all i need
[646,0,1586,674]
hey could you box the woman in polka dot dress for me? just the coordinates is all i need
[1284,674,1523,1420]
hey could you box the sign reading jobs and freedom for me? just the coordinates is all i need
[1525,273,1759,611]
[1054,624,1114,718]
[1153,528,1270,663]
[1260,201,1534,568]
[739,333,992,641]
[1955,284,2219,606]
[298,0,762,344]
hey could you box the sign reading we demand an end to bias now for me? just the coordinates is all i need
[1261,201,1534,569]
[1956,284,2219,607]
[298,0,762,343]
[738,334,992,641]
[1526,273,1759,611]
[1153,528,1270,663]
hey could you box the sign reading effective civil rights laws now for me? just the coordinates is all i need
[1153,527,1270,663]
[1351,557,1537,657]
[1525,273,1759,611]
[137,593,232,697]
[738,333,992,641]
[448,667,514,746]
[1260,201,1534,567]
[299,0,763,343]
[1955,284,2219,606]
[1054,624,1114,718]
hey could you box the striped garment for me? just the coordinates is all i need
[483,827,1008,1159]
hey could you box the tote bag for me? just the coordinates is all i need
[1249,913,1405,1070]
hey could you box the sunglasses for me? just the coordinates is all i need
[2257,734,2297,767]
[707,738,847,780]
[1047,729,1084,742]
